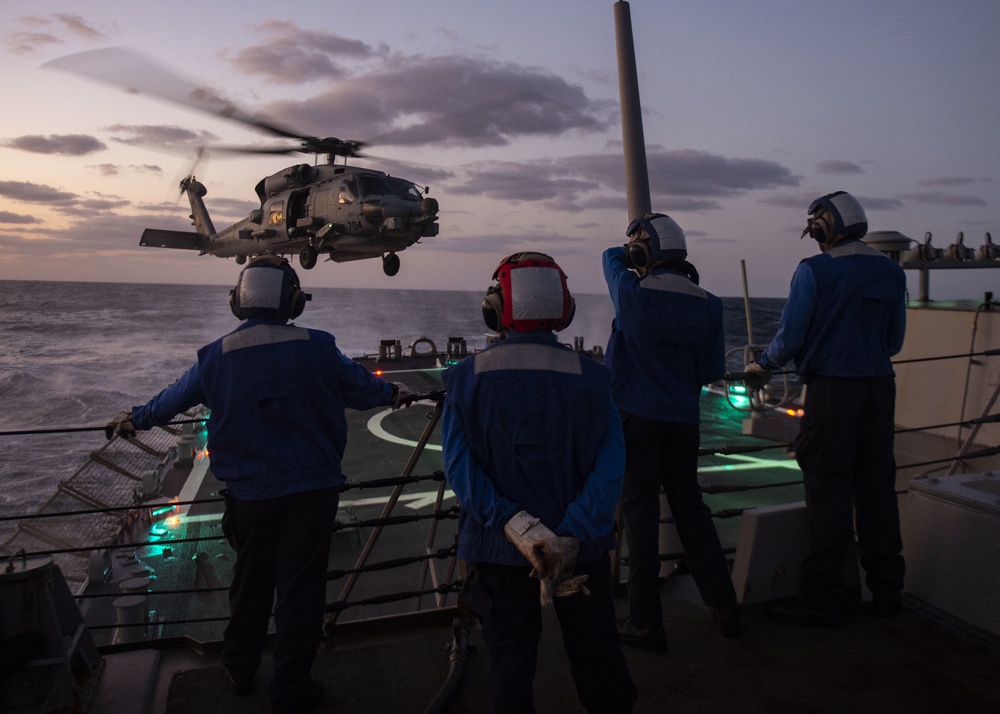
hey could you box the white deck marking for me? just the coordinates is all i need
[340,491,455,510]
[366,401,442,451]
[699,453,802,474]
[176,449,212,516]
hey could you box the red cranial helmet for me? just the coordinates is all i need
[481,252,575,333]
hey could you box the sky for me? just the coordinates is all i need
[0,0,998,298]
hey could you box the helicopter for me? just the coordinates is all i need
[44,48,440,276]
[144,150,439,276]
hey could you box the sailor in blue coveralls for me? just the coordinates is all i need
[442,252,637,714]
[106,256,412,713]
[603,214,740,652]
[746,192,907,627]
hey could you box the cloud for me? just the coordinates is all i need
[51,14,107,40]
[42,48,258,136]
[6,31,61,56]
[58,196,131,217]
[0,211,39,224]
[90,163,120,177]
[759,193,821,209]
[760,193,904,212]
[644,150,800,197]
[262,54,612,149]
[817,160,863,174]
[362,158,454,186]
[86,163,164,177]
[0,181,138,221]
[6,14,109,55]
[860,197,906,211]
[918,176,994,187]
[228,20,380,84]
[651,197,724,212]
[426,231,583,255]
[1,134,107,156]
[0,210,190,257]
[103,124,221,149]
[0,180,78,203]
[448,161,598,201]
[897,192,988,207]
[38,44,609,157]
[445,149,798,208]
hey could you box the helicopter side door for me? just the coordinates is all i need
[287,188,316,239]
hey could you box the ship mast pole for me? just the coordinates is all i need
[614,1,651,222]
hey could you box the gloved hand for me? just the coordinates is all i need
[390,382,417,409]
[552,537,590,598]
[105,410,136,440]
[743,362,773,388]
[504,510,565,606]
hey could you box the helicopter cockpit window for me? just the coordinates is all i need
[357,175,392,199]
[385,177,423,202]
[339,179,358,205]
[269,201,284,226]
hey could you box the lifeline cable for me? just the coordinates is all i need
[697,413,1000,457]
[0,417,205,437]
[0,390,445,437]
[722,346,1000,383]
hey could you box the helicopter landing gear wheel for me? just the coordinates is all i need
[235,255,247,265]
[299,246,318,270]
[382,252,400,277]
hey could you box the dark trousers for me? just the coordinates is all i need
[220,487,338,705]
[463,554,637,714]
[619,413,736,631]
[795,376,905,611]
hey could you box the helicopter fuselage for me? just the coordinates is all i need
[141,163,439,276]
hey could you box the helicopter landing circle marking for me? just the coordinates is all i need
[367,402,442,451]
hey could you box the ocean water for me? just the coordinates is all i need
[0,279,784,526]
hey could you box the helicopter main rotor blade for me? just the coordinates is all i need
[208,144,301,156]
[44,48,291,137]
[43,47,364,157]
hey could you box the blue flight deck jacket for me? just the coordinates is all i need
[130,318,393,500]
[602,247,726,424]
[441,330,624,566]
[758,239,906,381]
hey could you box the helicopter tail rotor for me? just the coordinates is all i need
[167,147,209,202]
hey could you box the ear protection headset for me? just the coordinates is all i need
[801,191,868,247]
[803,208,835,244]
[229,255,311,321]
[624,239,653,271]
[482,252,575,333]
[623,213,687,272]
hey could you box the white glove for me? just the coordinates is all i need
[504,510,565,606]
[553,537,590,598]
[390,382,417,409]
[743,362,773,388]
[105,410,136,440]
